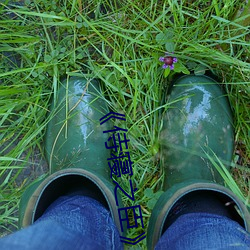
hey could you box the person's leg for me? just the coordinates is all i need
[147,75,250,249]
[15,77,126,249]
[155,212,250,250]
[0,196,123,250]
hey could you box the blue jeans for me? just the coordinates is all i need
[156,213,250,250]
[0,196,249,249]
[0,196,123,250]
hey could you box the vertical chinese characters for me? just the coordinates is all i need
[100,112,145,245]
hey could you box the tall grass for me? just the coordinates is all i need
[0,0,249,248]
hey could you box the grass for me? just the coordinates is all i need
[0,0,249,248]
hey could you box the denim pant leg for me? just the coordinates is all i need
[155,213,250,250]
[0,196,123,250]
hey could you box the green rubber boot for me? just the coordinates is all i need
[19,77,126,236]
[147,75,250,249]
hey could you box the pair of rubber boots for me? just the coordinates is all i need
[19,75,250,249]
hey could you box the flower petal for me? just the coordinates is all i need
[159,57,165,62]
[162,64,168,69]
[170,65,174,70]
[173,58,178,63]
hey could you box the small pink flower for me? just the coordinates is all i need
[159,53,177,70]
